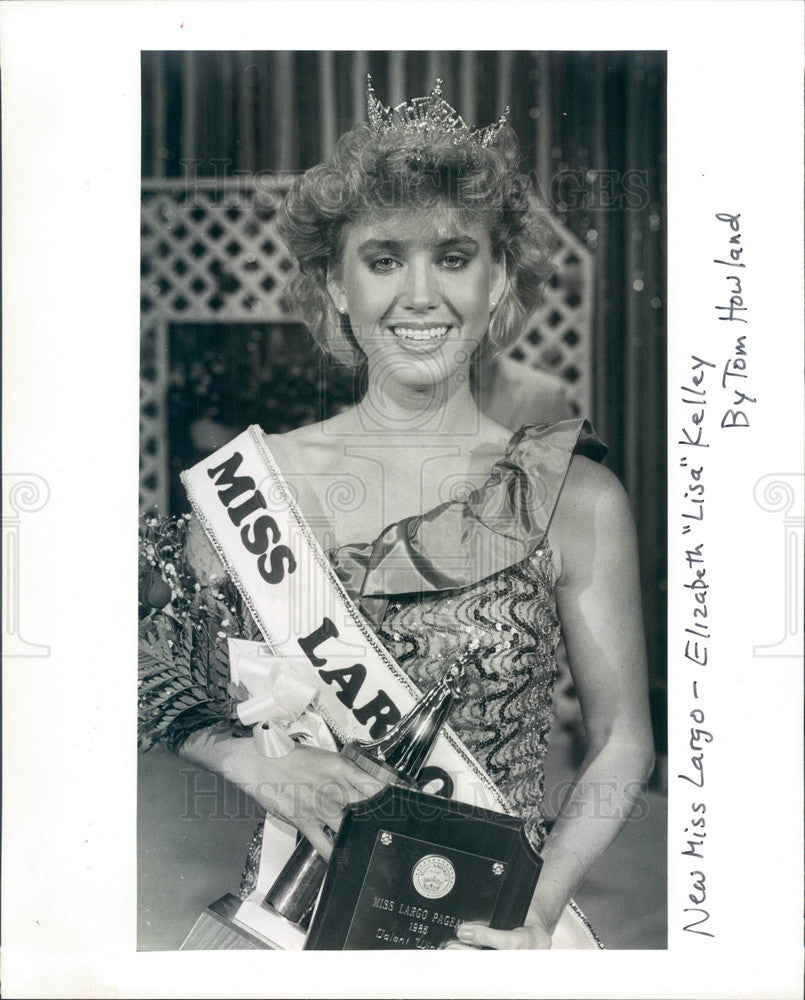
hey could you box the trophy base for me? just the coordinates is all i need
[181,894,307,951]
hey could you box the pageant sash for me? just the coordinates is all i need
[181,425,601,949]
[181,425,510,815]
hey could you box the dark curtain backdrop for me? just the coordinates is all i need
[141,50,667,752]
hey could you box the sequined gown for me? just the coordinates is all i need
[377,547,560,849]
[239,419,606,892]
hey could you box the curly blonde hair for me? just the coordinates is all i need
[277,124,556,367]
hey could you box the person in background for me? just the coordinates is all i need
[474,352,575,430]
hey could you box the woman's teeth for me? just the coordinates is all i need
[391,325,450,342]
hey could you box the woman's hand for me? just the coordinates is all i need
[231,740,386,861]
[446,908,552,950]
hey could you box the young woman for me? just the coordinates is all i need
[149,80,654,949]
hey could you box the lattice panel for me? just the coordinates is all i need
[139,317,168,513]
[517,225,593,417]
[140,179,593,512]
[141,179,299,323]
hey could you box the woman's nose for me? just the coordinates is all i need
[400,260,438,311]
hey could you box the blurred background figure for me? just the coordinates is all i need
[474,353,574,429]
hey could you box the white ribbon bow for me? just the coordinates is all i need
[228,638,336,757]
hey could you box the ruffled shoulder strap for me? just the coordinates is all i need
[498,418,607,537]
[329,418,607,623]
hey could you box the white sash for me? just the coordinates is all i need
[181,426,600,949]
[182,426,509,812]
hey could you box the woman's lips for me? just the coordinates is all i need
[389,324,451,343]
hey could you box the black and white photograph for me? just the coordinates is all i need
[136,49,667,954]
[1,3,802,998]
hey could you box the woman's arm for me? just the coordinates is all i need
[176,515,385,860]
[179,729,384,860]
[455,456,655,949]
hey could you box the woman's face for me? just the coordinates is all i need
[327,203,506,391]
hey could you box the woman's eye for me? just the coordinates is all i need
[369,257,400,273]
[440,254,468,270]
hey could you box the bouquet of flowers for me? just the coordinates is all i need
[138,513,255,751]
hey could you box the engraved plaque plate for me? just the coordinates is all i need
[304,786,542,951]
[343,830,508,950]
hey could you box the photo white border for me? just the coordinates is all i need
[2,2,802,998]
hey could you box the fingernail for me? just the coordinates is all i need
[457,926,474,942]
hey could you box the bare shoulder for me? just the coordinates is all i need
[185,513,225,584]
[554,455,631,523]
[548,455,636,579]
[266,413,358,476]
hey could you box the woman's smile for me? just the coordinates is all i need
[389,322,453,350]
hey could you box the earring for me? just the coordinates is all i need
[490,301,497,310]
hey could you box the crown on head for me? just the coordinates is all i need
[366,75,508,148]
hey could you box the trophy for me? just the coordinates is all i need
[305,661,543,949]
[182,659,473,950]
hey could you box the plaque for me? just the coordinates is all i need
[304,785,542,950]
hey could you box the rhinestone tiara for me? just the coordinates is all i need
[366,75,509,148]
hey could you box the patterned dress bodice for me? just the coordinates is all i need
[376,547,561,850]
